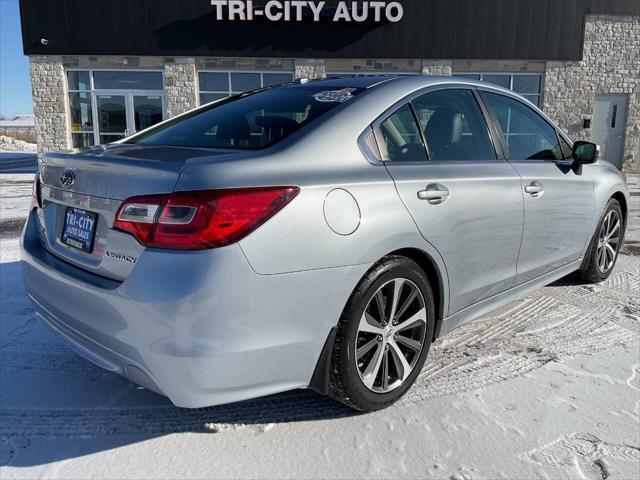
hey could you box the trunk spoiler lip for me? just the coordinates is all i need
[41,144,240,166]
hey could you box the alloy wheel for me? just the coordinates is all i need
[355,278,427,393]
[597,210,621,273]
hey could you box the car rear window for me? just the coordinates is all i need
[126,85,364,150]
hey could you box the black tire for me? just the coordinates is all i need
[328,255,435,412]
[578,199,625,283]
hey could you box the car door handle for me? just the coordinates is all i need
[524,181,544,196]
[418,184,450,204]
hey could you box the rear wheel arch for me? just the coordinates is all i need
[388,248,446,340]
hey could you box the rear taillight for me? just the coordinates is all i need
[113,187,299,250]
[31,174,42,210]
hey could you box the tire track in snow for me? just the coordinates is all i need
[0,391,352,438]
[402,262,639,404]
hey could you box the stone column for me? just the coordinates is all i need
[294,59,326,80]
[29,56,70,153]
[421,60,452,76]
[164,58,198,118]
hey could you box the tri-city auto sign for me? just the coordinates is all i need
[209,1,405,22]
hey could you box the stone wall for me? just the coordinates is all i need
[421,60,452,76]
[544,15,640,172]
[294,59,325,79]
[164,58,198,118]
[30,56,69,153]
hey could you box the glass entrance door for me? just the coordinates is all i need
[133,95,164,132]
[94,92,165,145]
[96,94,128,144]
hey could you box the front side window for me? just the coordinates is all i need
[483,93,562,161]
[374,104,428,163]
[559,135,574,160]
[128,85,363,150]
[412,89,496,161]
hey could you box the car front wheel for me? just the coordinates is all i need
[579,198,624,283]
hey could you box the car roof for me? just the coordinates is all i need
[297,74,517,96]
[294,75,400,89]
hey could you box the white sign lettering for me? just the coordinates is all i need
[210,1,404,23]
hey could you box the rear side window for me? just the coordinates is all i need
[127,85,363,150]
[483,93,563,160]
[412,89,496,161]
[374,104,428,163]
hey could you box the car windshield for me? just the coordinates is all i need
[126,84,364,150]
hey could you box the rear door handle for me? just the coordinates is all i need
[524,181,544,196]
[418,184,450,204]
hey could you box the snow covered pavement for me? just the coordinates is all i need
[0,176,638,479]
[0,174,33,222]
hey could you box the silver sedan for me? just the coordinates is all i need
[21,76,629,411]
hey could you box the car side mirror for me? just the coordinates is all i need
[571,141,598,174]
[572,141,598,164]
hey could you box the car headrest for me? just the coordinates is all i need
[425,109,463,147]
[255,116,299,131]
[217,115,251,140]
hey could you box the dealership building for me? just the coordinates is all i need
[19,0,640,171]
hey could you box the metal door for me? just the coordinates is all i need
[592,94,627,169]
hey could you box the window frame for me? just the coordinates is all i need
[360,84,505,165]
[373,103,430,163]
[197,70,295,106]
[477,88,572,164]
[452,72,543,108]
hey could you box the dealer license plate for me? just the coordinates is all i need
[61,207,98,253]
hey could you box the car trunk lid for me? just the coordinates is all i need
[37,144,233,281]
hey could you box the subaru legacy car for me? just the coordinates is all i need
[21,76,628,411]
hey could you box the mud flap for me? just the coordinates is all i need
[308,327,338,396]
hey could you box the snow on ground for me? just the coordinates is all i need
[0,174,34,222]
[0,177,638,479]
[0,136,37,152]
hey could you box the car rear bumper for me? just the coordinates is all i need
[20,211,368,408]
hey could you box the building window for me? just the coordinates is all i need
[66,70,165,148]
[198,71,294,105]
[453,73,543,107]
[67,72,95,149]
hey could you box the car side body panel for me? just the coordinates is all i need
[589,162,630,234]
[386,160,524,315]
[509,160,595,284]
